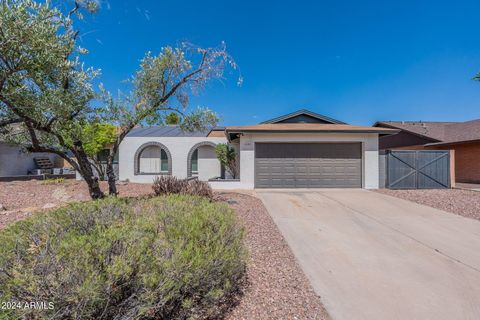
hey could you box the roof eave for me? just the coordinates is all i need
[425,139,480,147]
[225,128,399,135]
[260,109,346,124]
[373,122,442,142]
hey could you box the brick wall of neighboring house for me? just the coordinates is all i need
[427,142,480,184]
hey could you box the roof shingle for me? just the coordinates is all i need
[375,120,480,145]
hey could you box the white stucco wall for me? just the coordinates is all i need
[234,132,380,189]
[0,142,63,177]
[119,136,227,184]
[197,145,221,181]
[208,180,243,190]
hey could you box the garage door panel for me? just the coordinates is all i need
[255,143,362,188]
[296,166,308,174]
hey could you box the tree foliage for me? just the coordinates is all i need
[77,123,117,180]
[80,123,117,157]
[0,0,106,198]
[165,112,180,125]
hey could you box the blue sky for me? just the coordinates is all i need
[77,0,480,126]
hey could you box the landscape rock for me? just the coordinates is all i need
[42,203,57,209]
[375,189,480,221]
[21,207,39,213]
[52,187,70,202]
[0,180,153,228]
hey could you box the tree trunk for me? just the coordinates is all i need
[106,157,117,196]
[74,148,104,199]
[91,160,106,181]
[85,174,103,200]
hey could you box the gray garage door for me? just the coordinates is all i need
[255,143,362,188]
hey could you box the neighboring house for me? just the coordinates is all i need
[120,109,396,189]
[0,141,63,177]
[374,119,480,183]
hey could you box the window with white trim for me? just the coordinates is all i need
[139,146,169,174]
[191,149,198,174]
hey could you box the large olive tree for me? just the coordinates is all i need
[1,0,240,199]
[0,0,108,198]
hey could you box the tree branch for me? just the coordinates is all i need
[0,94,69,147]
[24,123,80,172]
[0,118,23,128]
[68,1,81,19]
[0,56,22,91]
[157,68,204,107]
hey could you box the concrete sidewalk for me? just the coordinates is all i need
[257,189,480,320]
[456,182,480,192]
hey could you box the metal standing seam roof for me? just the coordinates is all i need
[126,126,212,137]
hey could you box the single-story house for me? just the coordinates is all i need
[374,119,480,184]
[119,109,397,189]
[0,141,64,177]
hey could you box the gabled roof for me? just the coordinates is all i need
[225,123,398,141]
[260,109,346,124]
[374,119,480,145]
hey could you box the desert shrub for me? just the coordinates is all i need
[153,176,213,200]
[183,179,214,199]
[152,175,187,195]
[0,196,246,319]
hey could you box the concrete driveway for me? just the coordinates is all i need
[257,189,480,320]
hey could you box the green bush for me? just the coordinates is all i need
[0,196,246,319]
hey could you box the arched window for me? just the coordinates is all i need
[134,142,172,175]
[186,141,217,178]
[191,149,198,175]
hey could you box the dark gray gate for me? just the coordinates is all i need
[386,150,450,189]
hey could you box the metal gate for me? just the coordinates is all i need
[386,150,450,189]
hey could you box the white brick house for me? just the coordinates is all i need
[118,109,397,189]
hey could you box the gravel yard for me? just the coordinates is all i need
[375,189,480,221]
[218,192,329,320]
[0,180,153,229]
